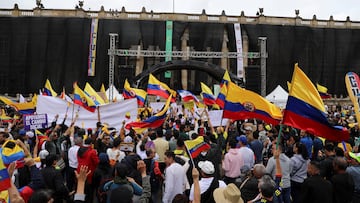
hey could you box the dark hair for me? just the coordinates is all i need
[173,130,179,140]
[45,154,58,167]
[156,128,163,137]
[177,138,185,147]
[253,131,260,139]
[115,162,129,178]
[334,147,344,157]
[28,189,53,203]
[229,138,238,148]
[0,132,9,138]
[78,128,86,137]
[146,148,154,157]
[164,151,175,160]
[84,137,93,145]
[309,161,321,171]
[113,137,121,148]
[295,142,309,160]
[333,156,348,170]
[191,133,199,140]
[172,194,189,203]
[324,143,335,152]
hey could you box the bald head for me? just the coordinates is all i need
[253,164,266,178]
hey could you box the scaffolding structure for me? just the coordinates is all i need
[108,34,268,101]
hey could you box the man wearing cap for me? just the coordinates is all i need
[189,160,226,203]
[238,135,255,170]
[347,152,360,202]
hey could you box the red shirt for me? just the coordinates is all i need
[77,146,99,184]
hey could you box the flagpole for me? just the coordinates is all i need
[276,124,283,150]
[185,145,195,167]
[97,106,100,123]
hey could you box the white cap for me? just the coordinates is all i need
[26,131,35,138]
[124,135,133,143]
[198,161,215,175]
[244,126,253,131]
[39,149,49,160]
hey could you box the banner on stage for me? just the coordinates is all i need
[88,18,99,76]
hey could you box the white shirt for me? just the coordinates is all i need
[106,148,126,162]
[162,162,186,203]
[238,146,255,169]
[68,145,80,168]
[189,177,227,201]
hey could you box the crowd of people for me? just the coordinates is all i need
[0,102,359,203]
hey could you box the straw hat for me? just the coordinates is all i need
[213,183,244,203]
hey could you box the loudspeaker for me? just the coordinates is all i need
[245,65,261,94]
[117,65,135,88]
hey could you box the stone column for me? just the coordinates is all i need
[135,41,144,76]
[221,29,229,70]
[181,28,189,90]
[242,29,249,69]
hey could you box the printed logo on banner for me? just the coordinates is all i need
[24,114,48,130]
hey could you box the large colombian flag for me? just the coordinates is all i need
[125,94,172,132]
[147,74,176,102]
[223,82,282,125]
[123,79,147,107]
[283,64,349,142]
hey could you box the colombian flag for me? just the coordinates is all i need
[184,136,211,159]
[200,82,217,106]
[0,157,10,192]
[316,83,331,99]
[215,70,231,108]
[283,64,349,142]
[223,82,282,125]
[125,94,171,131]
[177,90,199,103]
[84,82,106,105]
[123,79,147,107]
[100,83,109,103]
[0,96,35,115]
[43,79,57,97]
[147,74,176,102]
[73,82,96,112]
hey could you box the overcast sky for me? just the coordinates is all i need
[1,0,359,21]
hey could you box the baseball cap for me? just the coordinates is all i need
[237,135,247,145]
[349,152,360,163]
[198,160,215,175]
[244,126,253,131]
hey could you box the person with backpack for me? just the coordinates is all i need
[143,148,162,203]
[93,153,113,203]
[103,162,143,203]
[189,161,226,203]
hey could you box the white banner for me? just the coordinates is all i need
[208,110,229,126]
[36,95,138,130]
[234,23,244,79]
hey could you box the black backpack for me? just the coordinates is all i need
[200,177,219,203]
